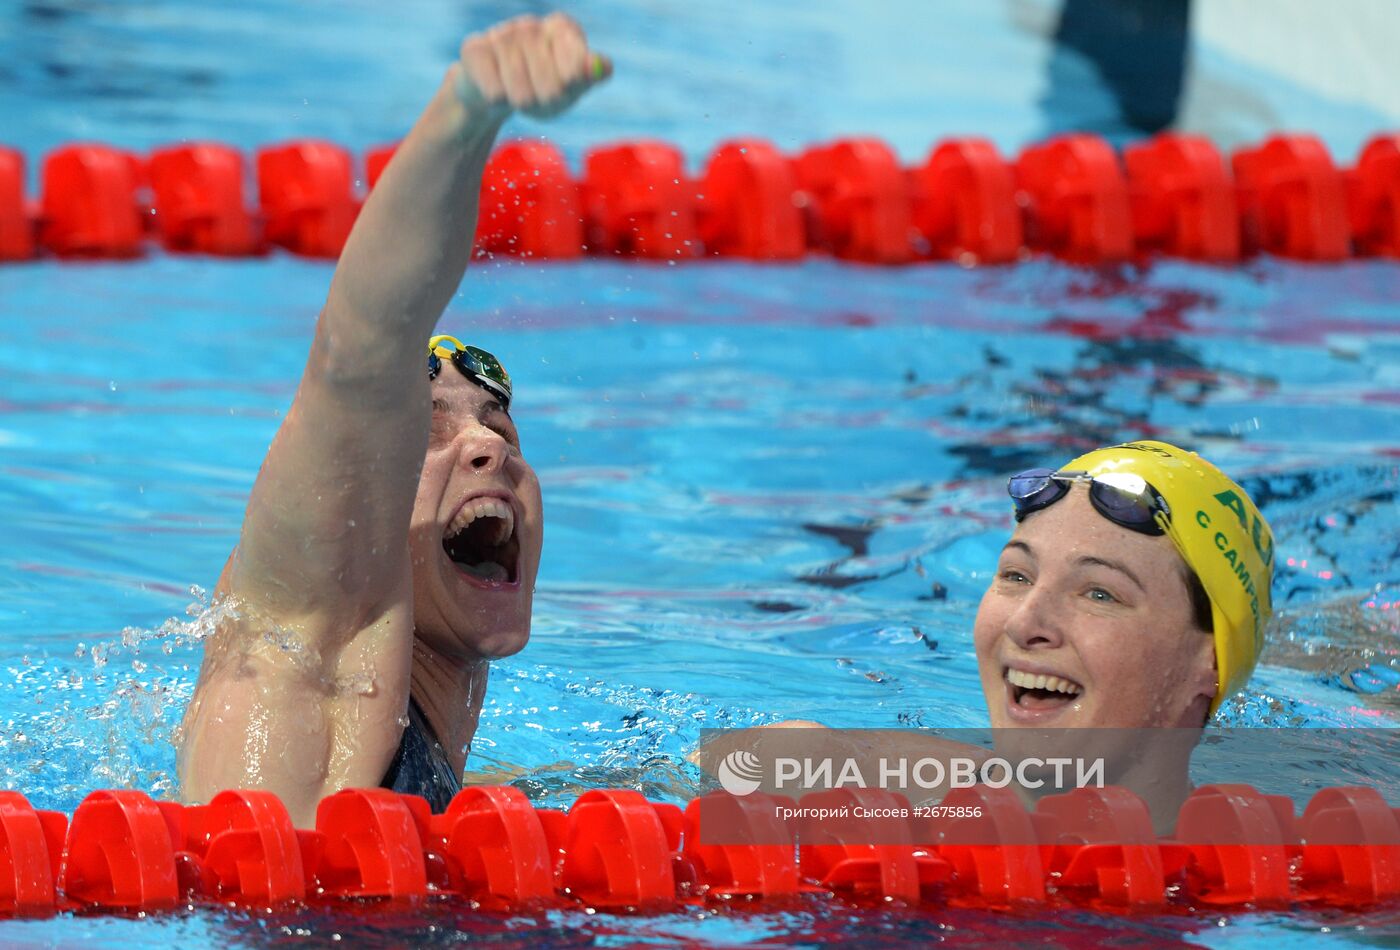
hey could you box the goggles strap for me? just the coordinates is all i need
[427,335,512,410]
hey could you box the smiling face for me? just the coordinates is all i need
[407,368,543,660]
[974,485,1217,730]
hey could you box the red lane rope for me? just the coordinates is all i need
[2,132,1398,265]
[0,782,1395,914]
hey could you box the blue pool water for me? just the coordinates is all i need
[3,1,1400,946]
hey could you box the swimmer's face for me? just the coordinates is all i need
[973,485,1216,730]
[408,369,543,659]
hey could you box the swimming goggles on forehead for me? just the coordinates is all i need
[1007,468,1172,536]
[427,335,512,410]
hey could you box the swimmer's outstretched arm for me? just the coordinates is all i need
[327,19,607,367]
[238,16,608,610]
[178,15,607,825]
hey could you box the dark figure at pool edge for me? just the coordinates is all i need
[176,14,610,827]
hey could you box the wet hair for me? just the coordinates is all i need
[1180,565,1215,725]
[1182,564,1214,633]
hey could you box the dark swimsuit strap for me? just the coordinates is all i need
[377,697,418,790]
[380,694,463,812]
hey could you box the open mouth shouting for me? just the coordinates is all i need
[442,494,521,589]
[1004,666,1083,720]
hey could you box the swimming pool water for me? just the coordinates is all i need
[3,0,1400,945]
[3,254,1399,944]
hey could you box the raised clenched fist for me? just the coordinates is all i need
[453,13,610,121]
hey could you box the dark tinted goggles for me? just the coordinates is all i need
[1008,468,1171,536]
[427,335,512,410]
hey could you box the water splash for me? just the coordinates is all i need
[0,586,240,813]
[102,585,239,668]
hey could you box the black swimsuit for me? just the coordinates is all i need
[379,696,462,812]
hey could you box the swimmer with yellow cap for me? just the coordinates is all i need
[699,440,1273,831]
[697,442,1272,830]
[970,440,1274,829]
[977,439,1273,728]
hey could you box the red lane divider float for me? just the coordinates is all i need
[0,783,1395,917]
[314,788,432,899]
[794,137,912,264]
[3,132,1400,264]
[1349,134,1400,257]
[60,789,180,911]
[40,145,146,258]
[433,784,558,907]
[1234,134,1351,261]
[256,140,359,259]
[795,788,950,904]
[1298,786,1400,905]
[561,789,682,909]
[583,141,701,261]
[681,790,809,900]
[1170,783,1296,907]
[0,791,65,917]
[480,141,585,259]
[180,789,318,904]
[933,785,1047,905]
[1017,133,1133,263]
[0,149,35,260]
[1125,133,1240,261]
[697,139,805,260]
[1038,785,1165,908]
[909,137,1023,265]
[149,144,262,256]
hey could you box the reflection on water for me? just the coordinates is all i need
[0,883,1390,948]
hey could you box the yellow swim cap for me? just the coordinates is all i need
[1061,441,1274,717]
